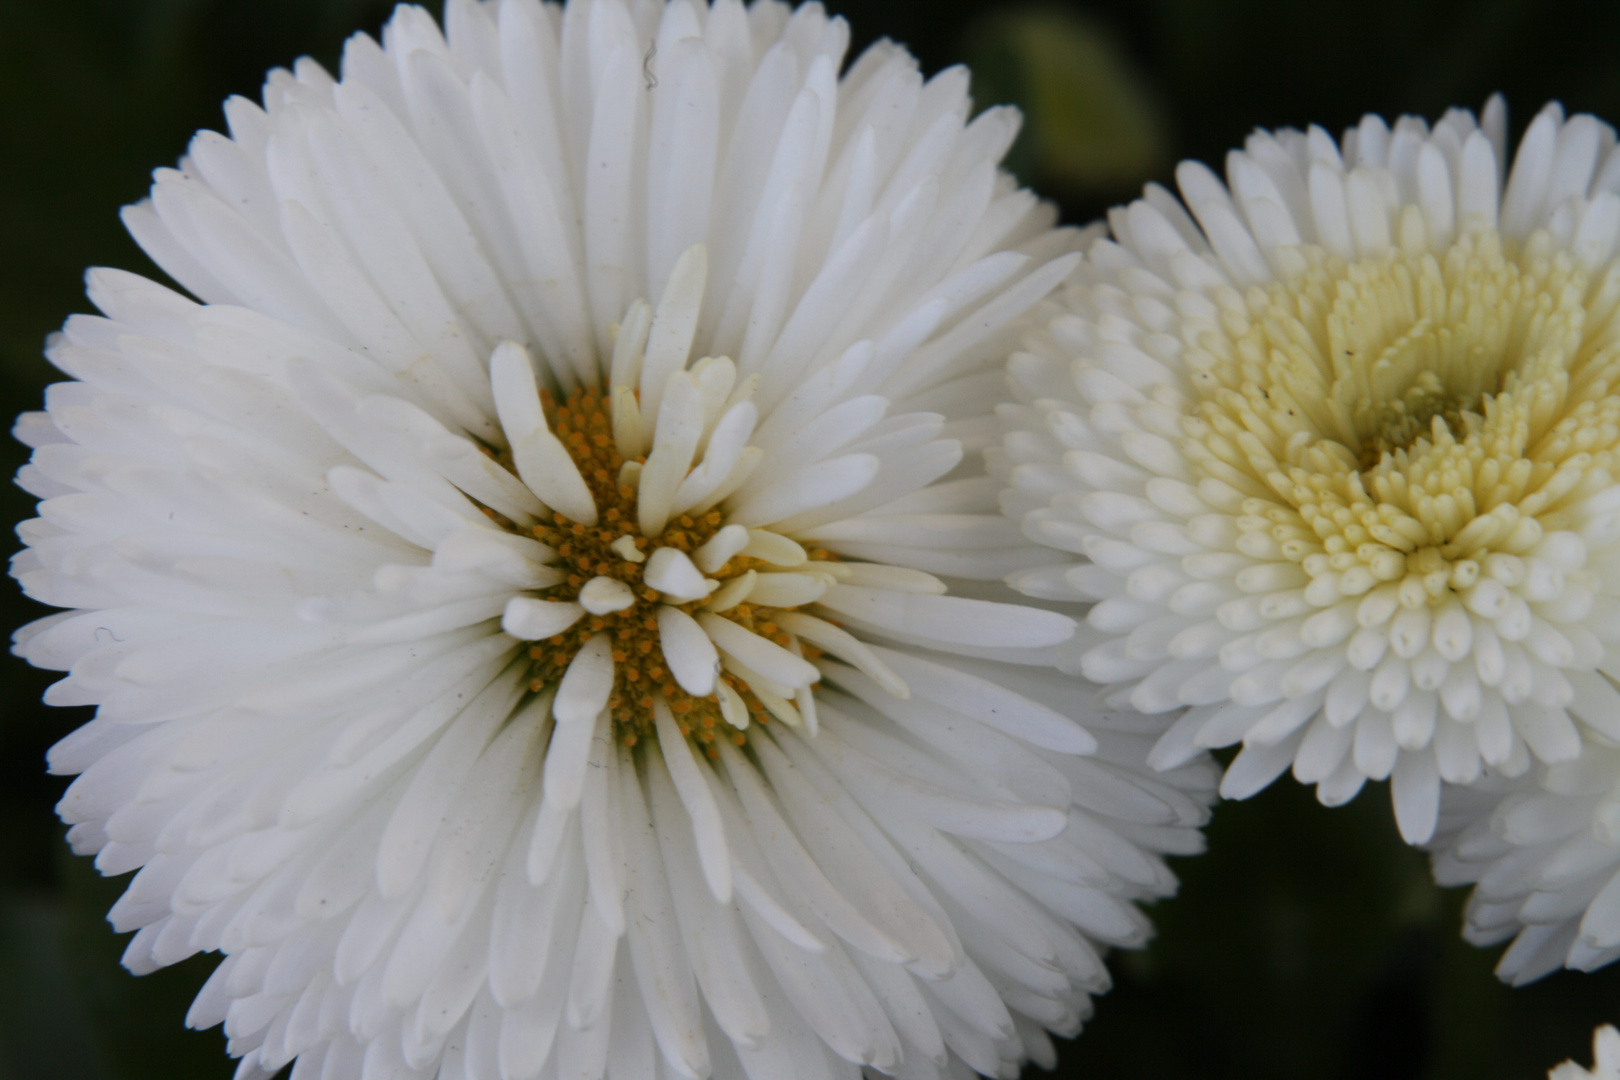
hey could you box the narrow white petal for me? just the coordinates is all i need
[656,606,719,696]
[609,300,652,399]
[697,613,820,689]
[726,454,880,528]
[541,705,608,829]
[715,680,750,730]
[737,673,803,728]
[579,734,625,938]
[637,370,705,538]
[565,903,619,1031]
[578,576,636,615]
[820,562,946,594]
[642,547,711,602]
[526,799,572,887]
[705,570,756,613]
[611,384,647,462]
[817,584,1076,648]
[436,529,558,587]
[715,737,909,965]
[1390,747,1440,844]
[776,612,907,697]
[691,523,750,574]
[553,634,614,725]
[489,828,580,1008]
[639,244,707,423]
[669,401,759,517]
[616,742,710,1079]
[870,647,1098,754]
[744,572,829,608]
[653,700,732,903]
[502,597,585,640]
[489,341,597,525]
[741,529,807,566]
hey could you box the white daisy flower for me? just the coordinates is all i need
[11,2,1218,1078]
[996,97,1620,845]
[1430,743,1620,983]
[1551,1026,1620,1080]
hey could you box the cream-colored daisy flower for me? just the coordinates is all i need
[996,98,1620,843]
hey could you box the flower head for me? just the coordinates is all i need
[12,1,1216,1077]
[998,99,1620,844]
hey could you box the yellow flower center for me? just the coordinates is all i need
[1181,225,1620,606]
[503,386,827,752]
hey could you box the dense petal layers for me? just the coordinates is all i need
[1430,746,1620,984]
[997,98,1620,844]
[12,1,1216,1078]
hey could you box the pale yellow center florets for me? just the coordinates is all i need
[1181,225,1620,607]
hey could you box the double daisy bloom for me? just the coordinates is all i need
[13,0,1620,1077]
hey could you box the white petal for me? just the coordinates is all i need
[870,647,1098,755]
[566,902,620,1031]
[639,244,707,424]
[653,700,732,903]
[744,572,829,608]
[726,453,879,528]
[489,342,598,525]
[697,613,820,689]
[776,612,907,697]
[741,529,807,566]
[816,584,1075,649]
[643,547,711,602]
[579,732,625,938]
[637,370,705,539]
[616,743,710,1079]
[656,606,719,696]
[691,523,749,574]
[502,597,585,640]
[715,680,749,730]
[553,633,615,725]
[578,576,636,615]
[704,569,756,613]
[544,707,607,817]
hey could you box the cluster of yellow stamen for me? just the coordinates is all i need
[1179,225,1620,607]
[511,386,825,753]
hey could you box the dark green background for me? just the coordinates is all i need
[4,1,1620,1077]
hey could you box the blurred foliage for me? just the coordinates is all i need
[963,6,1169,205]
[5,0,1620,1077]
[1063,777,1620,1080]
